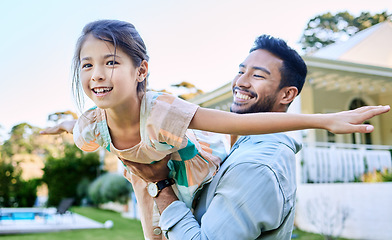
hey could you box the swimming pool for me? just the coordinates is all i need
[0,208,105,235]
[0,208,53,221]
[1,210,53,221]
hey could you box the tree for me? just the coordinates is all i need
[42,143,102,206]
[0,160,40,207]
[47,110,78,122]
[170,81,204,100]
[1,123,40,158]
[300,11,391,53]
[0,161,19,207]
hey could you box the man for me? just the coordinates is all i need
[128,34,306,239]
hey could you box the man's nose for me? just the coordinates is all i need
[234,74,250,88]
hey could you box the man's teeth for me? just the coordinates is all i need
[93,87,112,93]
[236,92,251,100]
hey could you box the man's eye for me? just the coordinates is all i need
[238,71,244,75]
[82,63,92,69]
[254,74,265,79]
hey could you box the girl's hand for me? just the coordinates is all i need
[325,105,390,134]
[121,155,171,183]
[40,120,76,135]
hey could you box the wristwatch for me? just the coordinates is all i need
[147,178,175,198]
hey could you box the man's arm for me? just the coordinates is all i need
[159,162,287,239]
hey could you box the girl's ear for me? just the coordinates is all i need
[137,60,149,82]
[279,86,298,105]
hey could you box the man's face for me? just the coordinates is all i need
[230,49,283,114]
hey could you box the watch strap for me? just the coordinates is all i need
[156,178,175,191]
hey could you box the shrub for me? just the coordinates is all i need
[381,169,392,182]
[77,177,92,205]
[88,173,132,205]
[361,168,392,182]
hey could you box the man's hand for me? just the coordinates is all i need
[123,155,177,213]
[40,120,76,135]
[326,105,390,134]
[122,155,171,183]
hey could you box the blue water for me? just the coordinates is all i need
[1,212,52,220]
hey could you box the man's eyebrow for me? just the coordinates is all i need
[239,64,271,75]
[253,66,271,75]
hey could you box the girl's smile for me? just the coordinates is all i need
[91,87,113,97]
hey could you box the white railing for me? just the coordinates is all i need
[300,142,392,183]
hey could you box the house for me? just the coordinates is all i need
[189,21,392,239]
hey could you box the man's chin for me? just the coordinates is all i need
[230,104,250,114]
[230,101,274,114]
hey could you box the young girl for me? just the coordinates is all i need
[42,19,388,239]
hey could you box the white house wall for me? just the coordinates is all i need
[295,183,392,240]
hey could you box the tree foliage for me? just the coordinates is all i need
[300,11,391,53]
[1,123,41,158]
[171,81,204,100]
[0,161,40,207]
[47,110,78,122]
[42,143,102,206]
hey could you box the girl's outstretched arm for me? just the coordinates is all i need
[189,105,390,135]
[40,120,76,135]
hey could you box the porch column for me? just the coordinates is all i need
[287,95,303,185]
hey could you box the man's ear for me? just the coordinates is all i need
[279,86,298,105]
[137,60,149,82]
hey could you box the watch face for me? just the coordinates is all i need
[147,182,158,197]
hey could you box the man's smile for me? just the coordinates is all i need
[233,87,256,103]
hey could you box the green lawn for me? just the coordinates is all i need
[293,228,349,240]
[0,207,347,240]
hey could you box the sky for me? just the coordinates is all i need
[0,0,391,139]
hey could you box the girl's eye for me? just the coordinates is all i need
[82,63,92,69]
[107,60,119,66]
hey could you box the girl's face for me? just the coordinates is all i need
[79,34,144,110]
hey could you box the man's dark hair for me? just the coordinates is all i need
[250,35,307,95]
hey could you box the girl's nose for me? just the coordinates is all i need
[92,67,105,81]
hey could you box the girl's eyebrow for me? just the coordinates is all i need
[81,56,91,61]
[104,54,121,59]
[81,54,121,61]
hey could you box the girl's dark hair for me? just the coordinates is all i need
[72,20,149,110]
[250,35,307,95]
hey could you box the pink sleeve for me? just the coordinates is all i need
[73,108,105,152]
[144,92,199,149]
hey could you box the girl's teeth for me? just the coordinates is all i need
[94,87,112,93]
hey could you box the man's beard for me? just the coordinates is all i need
[230,94,277,114]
